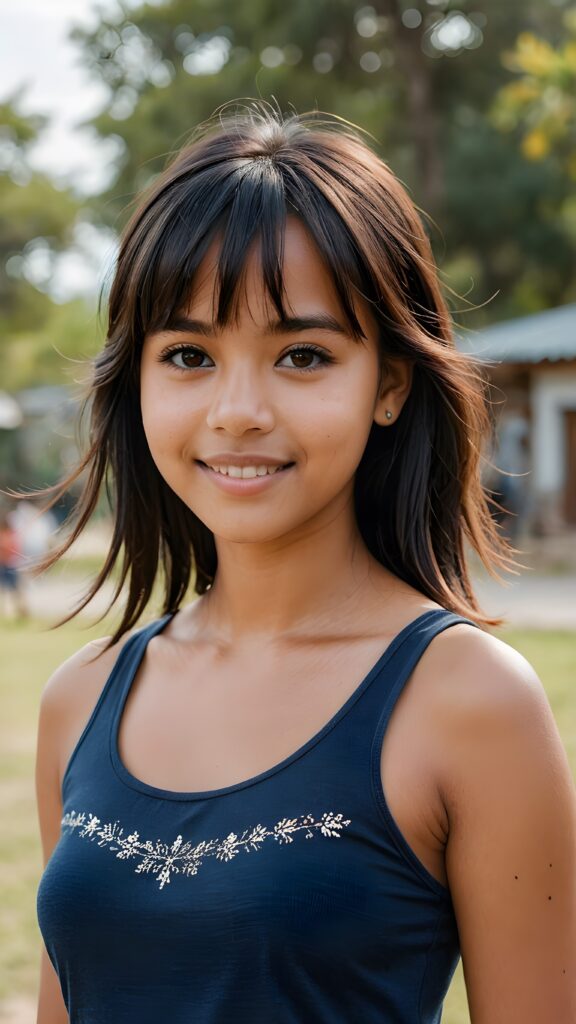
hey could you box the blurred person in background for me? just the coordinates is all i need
[0,509,27,618]
[11,500,58,562]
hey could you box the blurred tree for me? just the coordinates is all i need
[59,0,576,322]
[75,1,530,213]
[0,294,104,494]
[2,298,104,392]
[0,95,80,323]
[490,6,576,178]
[0,96,103,403]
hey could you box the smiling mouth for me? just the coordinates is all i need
[196,461,295,479]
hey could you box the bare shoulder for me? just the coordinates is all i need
[38,629,136,789]
[422,623,576,1020]
[40,631,131,715]
[407,617,567,824]
[423,620,557,766]
[425,618,552,722]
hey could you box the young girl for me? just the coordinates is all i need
[35,103,576,1023]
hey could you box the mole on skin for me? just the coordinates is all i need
[513,863,552,878]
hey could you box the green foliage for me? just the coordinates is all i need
[444,120,575,321]
[0,97,80,317]
[69,0,576,325]
[2,0,576,396]
[0,95,47,154]
[0,173,77,254]
[2,298,103,393]
[491,7,576,179]
[1,298,104,492]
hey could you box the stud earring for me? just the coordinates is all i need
[385,410,393,420]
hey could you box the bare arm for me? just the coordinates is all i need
[35,636,122,1024]
[439,629,576,1023]
[35,659,71,1024]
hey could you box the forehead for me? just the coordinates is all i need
[185,216,370,330]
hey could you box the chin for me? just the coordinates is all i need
[209,521,295,545]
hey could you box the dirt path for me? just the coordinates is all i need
[472,567,576,629]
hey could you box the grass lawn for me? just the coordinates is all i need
[0,615,574,1021]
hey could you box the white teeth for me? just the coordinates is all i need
[207,464,284,478]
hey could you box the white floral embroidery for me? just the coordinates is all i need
[61,809,352,890]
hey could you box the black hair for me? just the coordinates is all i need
[32,101,520,643]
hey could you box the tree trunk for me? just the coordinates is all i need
[375,0,444,215]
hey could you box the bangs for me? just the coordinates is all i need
[129,155,370,344]
[46,107,510,641]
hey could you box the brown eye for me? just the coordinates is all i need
[162,347,213,370]
[178,349,205,368]
[278,346,332,372]
[290,350,316,368]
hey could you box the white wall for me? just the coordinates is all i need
[531,369,576,494]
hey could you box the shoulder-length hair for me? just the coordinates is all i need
[35,101,521,643]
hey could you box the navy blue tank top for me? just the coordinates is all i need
[37,607,478,1023]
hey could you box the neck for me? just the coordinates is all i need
[195,498,392,644]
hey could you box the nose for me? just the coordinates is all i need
[205,360,275,436]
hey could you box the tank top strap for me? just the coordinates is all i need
[97,613,174,719]
[365,607,480,774]
[112,613,174,700]
[61,613,174,799]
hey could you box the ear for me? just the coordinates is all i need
[373,356,414,426]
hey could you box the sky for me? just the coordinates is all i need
[0,0,120,192]
[0,0,128,297]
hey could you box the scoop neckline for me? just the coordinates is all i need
[109,607,451,802]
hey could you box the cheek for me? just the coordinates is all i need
[296,379,375,470]
[139,374,193,465]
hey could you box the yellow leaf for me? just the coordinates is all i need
[503,81,541,105]
[522,129,550,159]
[507,33,557,77]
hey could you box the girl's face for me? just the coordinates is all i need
[140,216,409,546]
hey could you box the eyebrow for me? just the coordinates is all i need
[156,313,352,339]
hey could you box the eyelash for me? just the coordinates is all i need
[157,343,336,374]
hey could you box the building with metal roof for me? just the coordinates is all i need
[455,302,576,365]
[455,303,576,534]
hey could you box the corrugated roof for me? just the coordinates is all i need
[454,303,576,364]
